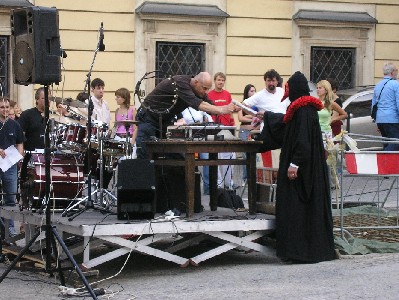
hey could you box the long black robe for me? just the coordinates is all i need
[275,102,336,263]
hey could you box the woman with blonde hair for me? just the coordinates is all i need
[317,80,347,190]
[316,80,347,139]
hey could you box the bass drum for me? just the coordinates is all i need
[21,152,85,210]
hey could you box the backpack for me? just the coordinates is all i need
[217,188,244,209]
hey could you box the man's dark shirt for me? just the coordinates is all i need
[18,107,45,150]
[0,118,25,149]
[143,75,212,123]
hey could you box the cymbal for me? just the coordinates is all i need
[115,120,139,125]
[49,113,75,125]
[55,97,87,108]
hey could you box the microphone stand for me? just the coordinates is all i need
[65,23,111,221]
[0,85,98,299]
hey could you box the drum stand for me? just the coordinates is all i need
[62,135,115,221]
[96,136,117,210]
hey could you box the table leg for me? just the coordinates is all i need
[209,153,218,211]
[248,152,257,215]
[185,153,196,217]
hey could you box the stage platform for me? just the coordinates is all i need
[0,205,276,268]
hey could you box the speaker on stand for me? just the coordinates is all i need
[11,6,61,85]
[117,159,156,220]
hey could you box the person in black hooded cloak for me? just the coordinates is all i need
[275,71,336,263]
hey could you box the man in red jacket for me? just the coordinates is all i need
[208,72,236,189]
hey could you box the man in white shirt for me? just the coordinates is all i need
[243,69,289,130]
[89,78,111,126]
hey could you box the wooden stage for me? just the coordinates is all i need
[0,205,276,268]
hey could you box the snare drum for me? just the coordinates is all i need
[22,153,85,209]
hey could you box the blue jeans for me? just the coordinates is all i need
[377,123,399,151]
[239,128,251,180]
[1,164,17,234]
[200,153,209,193]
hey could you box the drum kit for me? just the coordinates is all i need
[20,97,138,214]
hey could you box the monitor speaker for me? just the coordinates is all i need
[10,6,61,85]
[117,159,156,220]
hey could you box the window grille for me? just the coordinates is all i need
[156,42,205,85]
[310,47,355,90]
[0,37,8,96]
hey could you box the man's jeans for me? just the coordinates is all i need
[239,128,251,181]
[377,123,399,151]
[1,164,17,236]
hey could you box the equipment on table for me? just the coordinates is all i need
[166,124,236,140]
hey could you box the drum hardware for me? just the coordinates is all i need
[62,134,117,219]
[114,119,137,158]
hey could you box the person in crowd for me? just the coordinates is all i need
[9,100,22,120]
[372,62,399,150]
[135,71,239,159]
[275,71,336,263]
[18,87,46,151]
[0,97,25,237]
[237,84,257,185]
[176,107,213,194]
[112,87,137,159]
[207,72,236,189]
[243,69,289,130]
[76,92,90,103]
[87,78,113,188]
[114,88,137,144]
[317,80,347,140]
[317,80,347,189]
[326,78,344,136]
[8,106,16,120]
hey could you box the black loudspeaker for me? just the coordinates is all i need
[117,159,156,220]
[10,6,61,85]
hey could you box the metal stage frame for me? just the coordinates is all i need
[0,206,275,268]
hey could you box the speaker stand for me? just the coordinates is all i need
[0,85,98,299]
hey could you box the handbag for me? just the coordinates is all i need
[371,78,393,121]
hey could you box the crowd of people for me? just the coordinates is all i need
[5,62,398,264]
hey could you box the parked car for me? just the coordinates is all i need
[339,86,383,149]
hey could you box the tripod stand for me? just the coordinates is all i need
[0,85,98,299]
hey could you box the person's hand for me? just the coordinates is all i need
[287,166,298,180]
[255,112,264,120]
[0,148,5,159]
[222,103,241,114]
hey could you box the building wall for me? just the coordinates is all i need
[4,0,399,114]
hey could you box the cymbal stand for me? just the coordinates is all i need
[97,135,117,209]
[124,123,133,158]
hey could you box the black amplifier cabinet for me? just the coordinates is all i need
[117,159,156,220]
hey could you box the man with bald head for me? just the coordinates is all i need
[136,72,238,159]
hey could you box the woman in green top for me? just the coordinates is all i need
[317,80,348,189]
[317,80,347,140]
